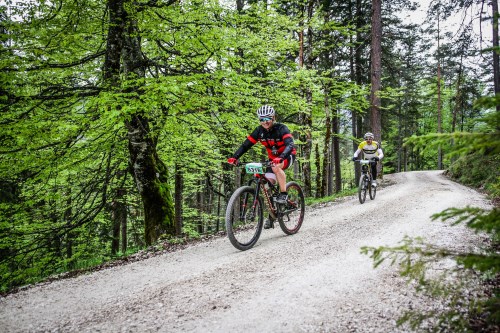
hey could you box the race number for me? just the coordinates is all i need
[245,163,264,174]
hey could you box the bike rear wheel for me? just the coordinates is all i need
[278,181,305,235]
[358,175,367,204]
[225,186,263,251]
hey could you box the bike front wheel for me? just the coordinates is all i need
[278,181,305,235]
[358,175,367,204]
[225,186,264,251]
[369,176,377,200]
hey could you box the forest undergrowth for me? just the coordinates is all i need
[361,150,500,333]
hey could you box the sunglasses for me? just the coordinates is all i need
[259,117,272,122]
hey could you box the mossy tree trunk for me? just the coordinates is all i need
[104,0,175,245]
[127,131,175,244]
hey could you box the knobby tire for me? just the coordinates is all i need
[278,181,305,235]
[358,175,367,204]
[225,186,263,251]
[369,175,377,200]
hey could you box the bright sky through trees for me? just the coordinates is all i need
[401,0,494,49]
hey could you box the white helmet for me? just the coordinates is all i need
[256,105,275,118]
[364,132,374,140]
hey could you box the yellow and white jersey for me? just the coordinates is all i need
[354,141,384,160]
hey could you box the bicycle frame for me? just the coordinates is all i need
[225,161,305,250]
[355,159,377,204]
[241,161,297,221]
[359,160,373,181]
[248,173,280,219]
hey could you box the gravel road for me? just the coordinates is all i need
[0,171,493,333]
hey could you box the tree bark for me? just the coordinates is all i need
[126,122,175,243]
[322,89,331,197]
[104,0,125,254]
[300,93,313,197]
[351,0,363,183]
[121,202,127,254]
[174,164,183,236]
[299,1,315,197]
[452,56,463,133]
[332,107,341,193]
[370,0,382,178]
[111,187,127,255]
[437,6,443,169]
[492,0,500,130]
[104,0,175,245]
[196,179,204,234]
[315,143,321,198]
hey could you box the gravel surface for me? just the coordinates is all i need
[0,171,493,333]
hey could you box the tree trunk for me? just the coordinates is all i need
[127,124,176,243]
[351,0,363,184]
[437,7,443,169]
[322,89,332,197]
[103,0,175,245]
[370,0,382,178]
[397,102,403,172]
[124,5,175,244]
[492,0,500,130]
[452,56,463,133]
[332,107,341,193]
[111,204,120,255]
[196,179,204,234]
[103,0,124,84]
[301,92,313,197]
[315,143,321,198]
[299,2,315,197]
[121,203,127,254]
[111,187,126,255]
[174,164,183,236]
[103,0,124,255]
[64,195,74,269]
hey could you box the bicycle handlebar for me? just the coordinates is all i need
[353,158,378,163]
[229,161,273,167]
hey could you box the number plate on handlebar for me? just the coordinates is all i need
[360,159,370,165]
[245,163,264,174]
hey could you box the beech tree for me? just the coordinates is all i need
[0,0,495,293]
[0,0,301,288]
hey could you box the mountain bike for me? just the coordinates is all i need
[354,158,377,204]
[225,161,305,251]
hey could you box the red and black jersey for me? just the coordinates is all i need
[233,123,296,160]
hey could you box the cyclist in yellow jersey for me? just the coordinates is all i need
[352,132,384,186]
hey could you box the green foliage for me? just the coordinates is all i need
[363,98,500,330]
[181,225,202,240]
[362,206,500,331]
[0,0,496,300]
[0,0,306,290]
[448,153,500,197]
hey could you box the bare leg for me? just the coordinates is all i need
[272,162,287,192]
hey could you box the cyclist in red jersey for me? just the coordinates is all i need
[227,105,296,228]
